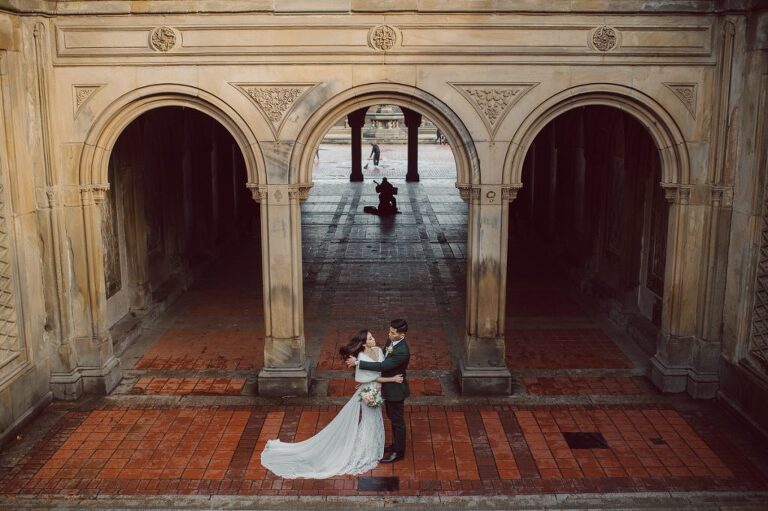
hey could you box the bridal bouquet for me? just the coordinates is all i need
[360,386,384,408]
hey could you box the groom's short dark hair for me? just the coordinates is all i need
[390,318,408,334]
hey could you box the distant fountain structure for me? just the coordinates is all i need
[322,104,438,144]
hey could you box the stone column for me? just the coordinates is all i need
[348,108,367,182]
[252,183,310,396]
[650,184,719,398]
[458,184,516,394]
[403,107,422,182]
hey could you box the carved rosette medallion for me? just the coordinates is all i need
[232,84,315,138]
[72,85,103,117]
[664,83,698,119]
[452,83,538,138]
[149,26,178,52]
[590,26,618,52]
[368,25,397,51]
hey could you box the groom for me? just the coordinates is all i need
[347,318,410,463]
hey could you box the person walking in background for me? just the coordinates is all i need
[370,142,381,166]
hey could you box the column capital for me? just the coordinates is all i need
[661,182,692,205]
[347,107,368,129]
[247,183,313,204]
[402,107,422,128]
[456,183,523,204]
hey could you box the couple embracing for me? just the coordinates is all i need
[260,319,410,479]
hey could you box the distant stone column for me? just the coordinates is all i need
[403,108,422,182]
[348,108,368,182]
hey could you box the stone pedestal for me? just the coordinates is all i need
[258,359,312,397]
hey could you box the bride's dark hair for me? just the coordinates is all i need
[339,329,370,361]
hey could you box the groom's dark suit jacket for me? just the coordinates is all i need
[358,339,410,401]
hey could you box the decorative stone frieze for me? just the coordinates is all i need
[232,84,315,138]
[0,179,22,372]
[456,184,522,203]
[748,175,768,374]
[452,84,538,138]
[660,183,692,205]
[590,26,619,52]
[149,26,178,52]
[247,184,312,204]
[73,85,102,116]
[368,25,397,51]
[665,83,698,119]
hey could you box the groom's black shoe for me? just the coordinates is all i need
[380,452,404,463]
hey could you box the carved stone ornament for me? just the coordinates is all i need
[0,179,21,369]
[456,184,480,202]
[149,26,178,52]
[452,83,538,138]
[368,25,397,51]
[232,84,315,138]
[748,178,768,374]
[502,184,523,202]
[664,83,698,119]
[591,26,618,52]
[72,85,102,116]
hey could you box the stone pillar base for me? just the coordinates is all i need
[50,356,122,400]
[258,360,312,397]
[459,360,512,395]
[650,356,718,398]
[405,173,420,182]
[350,173,364,182]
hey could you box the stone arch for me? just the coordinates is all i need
[504,83,690,187]
[80,84,265,189]
[289,83,480,186]
[76,84,266,347]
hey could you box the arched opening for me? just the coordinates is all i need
[101,106,264,392]
[293,87,476,399]
[506,105,670,392]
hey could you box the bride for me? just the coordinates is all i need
[260,329,403,479]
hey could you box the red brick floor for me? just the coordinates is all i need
[523,377,646,396]
[134,329,263,371]
[327,378,442,397]
[505,329,633,370]
[131,377,247,396]
[2,404,765,497]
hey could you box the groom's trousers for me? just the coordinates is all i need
[385,400,406,454]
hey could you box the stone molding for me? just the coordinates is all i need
[664,82,698,119]
[368,25,398,51]
[231,83,316,138]
[451,83,538,138]
[35,185,110,209]
[52,20,713,63]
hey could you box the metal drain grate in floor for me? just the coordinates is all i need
[562,431,609,449]
[357,476,400,491]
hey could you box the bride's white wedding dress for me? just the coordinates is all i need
[260,348,385,479]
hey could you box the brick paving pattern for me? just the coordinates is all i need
[2,404,765,497]
[134,329,263,371]
[523,377,645,396]
[327,378,442,397]
[131,377,247,396]
[505,330,634,370]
